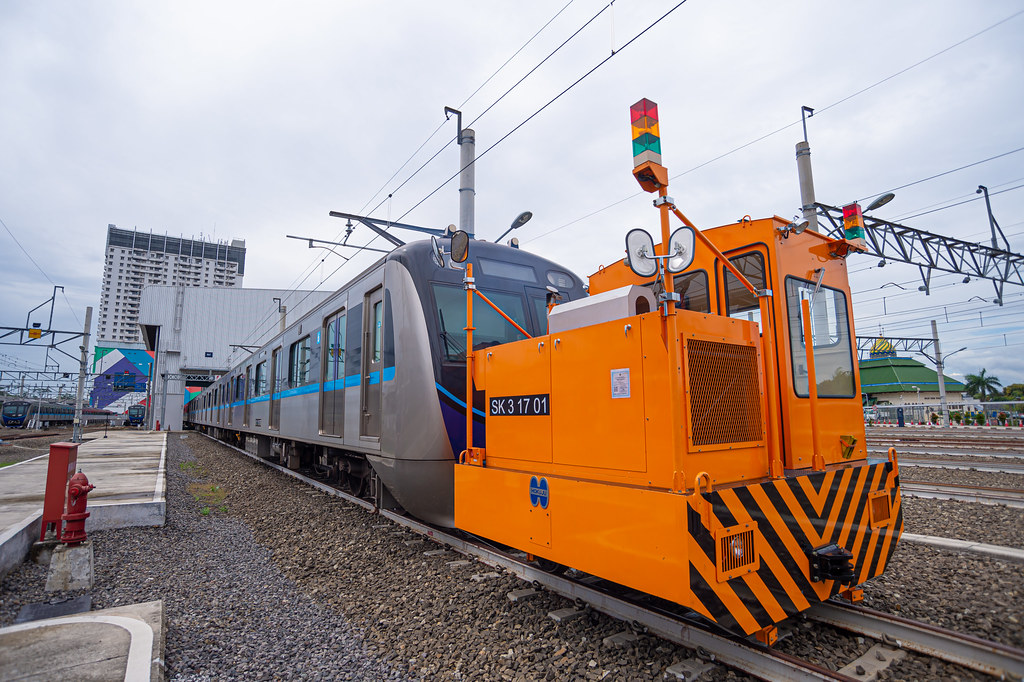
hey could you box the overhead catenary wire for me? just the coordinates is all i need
[232,1,590,351]
[523,8,1024,244]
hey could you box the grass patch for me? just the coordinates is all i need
[0,462,14,468]
[179,462,198,470]
[187,482,228,509]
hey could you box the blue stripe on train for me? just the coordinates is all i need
[201,366,396,412]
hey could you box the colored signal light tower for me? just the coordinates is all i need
[842,202,867,249]
[630,98,669,193]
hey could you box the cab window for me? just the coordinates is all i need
[674,269,710,313]
[785,277,856,398]
[724,253,765,325]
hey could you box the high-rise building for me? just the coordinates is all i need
[97,225,246,346]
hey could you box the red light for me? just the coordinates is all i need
[630,98,658,124]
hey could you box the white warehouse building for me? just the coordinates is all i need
[138,286,332,431]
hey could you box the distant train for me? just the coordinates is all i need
[125,404,146,426]
[1,401,114,428]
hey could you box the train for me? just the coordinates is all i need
[125,404,146,427]
[186,238,587,522]
[186,102,902,642]
[1,400,115,428]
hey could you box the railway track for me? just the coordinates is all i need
[865,429,1024,454]
[900,481,1024,508]
[0,426,120,442]
[898,457,1024,475]
[204,432,1024,681]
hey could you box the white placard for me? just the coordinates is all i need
[610,368,630,399]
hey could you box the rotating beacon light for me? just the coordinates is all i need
[630,98,669,193]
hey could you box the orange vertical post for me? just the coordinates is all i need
[802,298,825,470]
[463,263,483,465]
[656,188,686,493]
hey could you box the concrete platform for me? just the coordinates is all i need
[0,431,167,578]
[0,599,165,681]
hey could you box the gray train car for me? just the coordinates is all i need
[185,237,586,526]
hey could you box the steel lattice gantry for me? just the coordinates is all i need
[816,203,1024,304]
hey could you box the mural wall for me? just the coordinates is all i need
[91,347,154,414]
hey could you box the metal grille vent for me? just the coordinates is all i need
[687,339,762,446]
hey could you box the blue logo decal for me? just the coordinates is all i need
[529,476,549,509]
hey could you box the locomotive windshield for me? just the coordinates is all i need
[431,283,530,361]
[2,403,27,417]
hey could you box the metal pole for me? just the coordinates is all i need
[459,128,476,238]
[932,319,947,426]
[796,106,818,234]
[796,141,818,234]
[72,307,92,442]
[160,370,169,431]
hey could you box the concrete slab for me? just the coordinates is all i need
[548,607,585,623]
[838,643,907,681]
[508,588,539,602]
[602,631,639,648]
[0,599,165,681]
[15,595,92,624]
[0,431,166,578]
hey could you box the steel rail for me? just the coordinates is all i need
[203,432,847,681]
[898,457,1024,474]
[869,447,1024,459]
[900,481,1024,508]
[808,601,1024,679]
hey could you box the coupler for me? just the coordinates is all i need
[60,471,96,546]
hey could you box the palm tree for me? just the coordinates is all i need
[964,368,1002,400]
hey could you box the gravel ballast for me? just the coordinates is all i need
[1,433,1021,680]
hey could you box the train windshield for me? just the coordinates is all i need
[129,406,145,416]
[2,403,27,417]
[431,283,530,361]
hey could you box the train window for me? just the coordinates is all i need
[254,361,267,396]
[724,253,765,326]
[235,375,245,400]
[674,270,710,313]
[323,311,346,382]
[785,277,856,398]
[477,258,537,283]
[372,302,383,363]
[432,283,529,361]
[289,336,312,386]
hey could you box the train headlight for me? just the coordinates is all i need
[730,535,745,559]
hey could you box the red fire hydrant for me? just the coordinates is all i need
[60,471,96,546]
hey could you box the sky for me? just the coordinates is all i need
[1,0,1023,396]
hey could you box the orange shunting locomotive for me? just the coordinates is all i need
[453,99,902,643]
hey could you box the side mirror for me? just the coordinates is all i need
[450,230,470,263]
[665,226,695,274]
[625,228,657,278]
[430,235,444,269]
